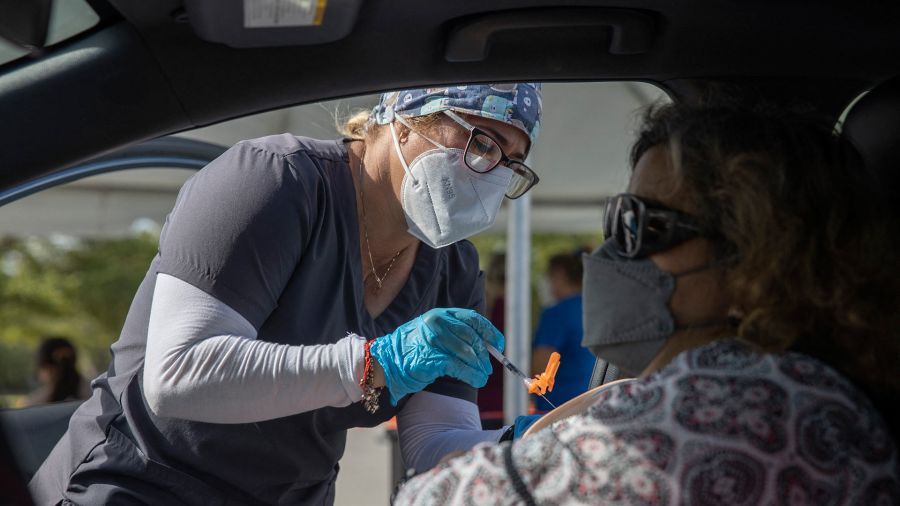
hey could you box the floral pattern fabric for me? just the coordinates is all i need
[394,339,899,505]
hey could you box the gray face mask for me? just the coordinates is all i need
[581,242,715,377]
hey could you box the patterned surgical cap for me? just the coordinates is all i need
[371,83,543,146]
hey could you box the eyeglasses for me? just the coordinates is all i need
[443,111,540,199]
[603,193,704,258]
[394,110,539,198]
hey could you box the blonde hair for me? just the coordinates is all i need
[337,109,444,141]
[338,110,372,140]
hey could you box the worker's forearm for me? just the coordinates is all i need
[397,391,507,473]
[144,273,365,423]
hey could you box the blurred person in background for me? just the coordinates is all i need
[19,337,90,407]
[530,249,595,411]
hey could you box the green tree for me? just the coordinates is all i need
[0,233,158,392]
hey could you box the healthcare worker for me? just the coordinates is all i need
[29,84,543,505]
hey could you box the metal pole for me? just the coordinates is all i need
[503,190,531,425]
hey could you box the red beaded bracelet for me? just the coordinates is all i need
[360,339,380,414]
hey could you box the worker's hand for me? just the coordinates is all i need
[369,308,504,405]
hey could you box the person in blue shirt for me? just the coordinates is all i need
[531,249,596,411]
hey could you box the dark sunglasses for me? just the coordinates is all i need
[603,193,704,258]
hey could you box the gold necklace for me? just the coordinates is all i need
[356,143,401,291]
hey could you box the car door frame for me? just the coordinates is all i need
[0,136,225,207]
[0,135,225,482]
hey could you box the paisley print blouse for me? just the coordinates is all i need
[394,339,899,505]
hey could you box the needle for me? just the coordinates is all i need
[485,344,557,409]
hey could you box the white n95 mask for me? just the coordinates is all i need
[390,122,512,249]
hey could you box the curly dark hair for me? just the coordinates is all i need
[631,101,900,414]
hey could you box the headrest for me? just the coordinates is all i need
[841,76,900,439]
[842,75,900,208]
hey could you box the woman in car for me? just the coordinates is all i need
[395,101,900,505]
[30,84,542,505]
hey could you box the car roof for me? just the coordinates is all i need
[1,0,899,190]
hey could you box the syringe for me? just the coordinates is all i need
[486,344,557,409]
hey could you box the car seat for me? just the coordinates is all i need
[843,76,900,215]
[842,74,900,438]
[0,400,82,481]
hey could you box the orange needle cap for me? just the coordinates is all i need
[527,352,560,395]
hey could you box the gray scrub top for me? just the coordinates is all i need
[29,135,485,506]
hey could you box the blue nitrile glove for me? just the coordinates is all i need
[513,414,543,439]
[369,307,505,406]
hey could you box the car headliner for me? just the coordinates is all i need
[1,0,899,190]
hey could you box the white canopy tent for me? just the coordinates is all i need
[0,82,664,237]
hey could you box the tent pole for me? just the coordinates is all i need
[503,189,532,425]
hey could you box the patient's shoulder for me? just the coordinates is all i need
[543,338,900,504]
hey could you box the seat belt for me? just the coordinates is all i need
[587,358,621,389]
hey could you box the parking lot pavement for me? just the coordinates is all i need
[335,427,391,505]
